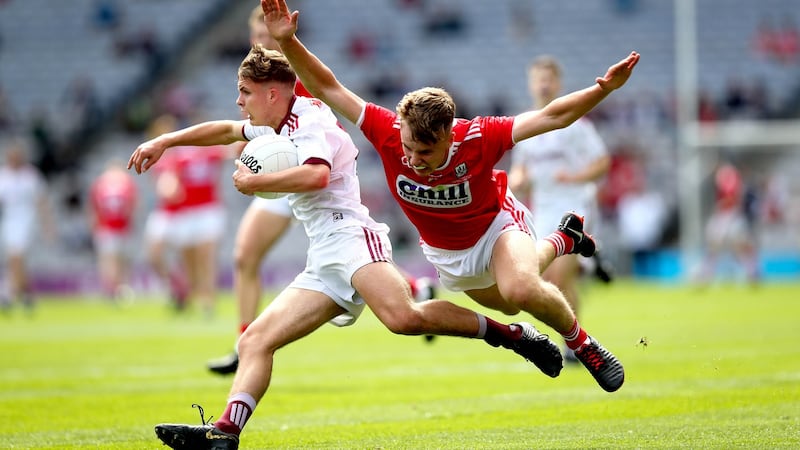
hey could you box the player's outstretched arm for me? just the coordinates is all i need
[511,51,639,144]
[261,0,365,124]
[128,120,242,174]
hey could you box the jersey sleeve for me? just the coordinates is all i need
[479,115,516,163]
[289,108,333,166]
[359,103,397,155]
[241,121,275,141]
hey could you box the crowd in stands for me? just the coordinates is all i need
[1,0,799,291]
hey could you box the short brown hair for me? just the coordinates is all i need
[396,87,455,144]
[238,44,297,86]
[528,55,562,78]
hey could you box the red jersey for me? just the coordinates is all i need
[715,163,743,212]
[295,80,313,98]
[360,103,515,250]
[90,168,138,232]
[155,146,227,212]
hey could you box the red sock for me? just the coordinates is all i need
[545,231,575,257]
[239,322,250,335]
[214,393,256,435]
[481,316,523,347]
[561,319,589,350]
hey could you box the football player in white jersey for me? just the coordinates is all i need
[510,55,612,362]
[0,138,55,312]
[129,45,567,450]
[206,6,438,376]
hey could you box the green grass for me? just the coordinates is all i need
[1,281,799,449]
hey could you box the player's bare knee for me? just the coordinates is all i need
[237,327,277,356]
[378,308,425,335]
[233,247,260,274]
[503,279,550,312]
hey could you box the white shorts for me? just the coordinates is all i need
[706,209,750,248]
[289,224,392,327]
[166,204,226,247]
[251,196,293,218]
[93,229,134,256]
[144,210,171,243]
[1,215,36,255]
[421,193,536,292]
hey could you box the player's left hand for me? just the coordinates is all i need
[232,159,257,196]
[596,51,640,91]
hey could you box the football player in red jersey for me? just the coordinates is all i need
[695,161,760,284]
[89,159,139,301]
[264,0,639,393]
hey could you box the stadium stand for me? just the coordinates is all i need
[1,0,799,292]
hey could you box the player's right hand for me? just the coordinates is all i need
[128,139,166,174]
[261,0,298,43]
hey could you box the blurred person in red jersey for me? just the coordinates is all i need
[88,158,139,302]
[695,160,760,285]
[143,114,230,317]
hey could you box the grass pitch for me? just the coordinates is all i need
[1,281,799,449]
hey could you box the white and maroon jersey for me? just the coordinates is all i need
[0,163,46,228]
[512,117,607,215]
[358,102,515,250]
[90,169,138,233]
[241,96,385,239]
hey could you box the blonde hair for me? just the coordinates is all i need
[528,55,563,78]
[238,44,296,86]
[395,87,455,144]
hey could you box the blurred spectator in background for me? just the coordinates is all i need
[115,24,164,75]
[91,0,123,32]
[508,0,535,42]
[752,15,799,65]
[345,27,376,64]
[697,89,719,123]
[423,2,466,37]
[61,75,102,143]
[616,170,669,278]
[597,142,643,219]
[158,79,199,127]
[774,16,799,64]
[0,138,56,313]
[752,16,779,61]
[510,55,613,362]
[0,86,15,131]
[89,159,139,302]
[28,108,62,177]
[694,160,760,285]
